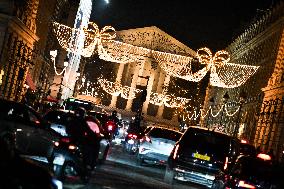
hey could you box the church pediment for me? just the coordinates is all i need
[116,26,196,57]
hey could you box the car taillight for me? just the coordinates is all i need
[237,180,256,189]
[224,156,229,170]
[61,137,70,143]
[257,153,271,161]
[173,144,180,159]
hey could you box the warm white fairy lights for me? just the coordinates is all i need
[98,78,142,99]
[98,40,151,64]
[53,22,260,89]
[148,92,190,108]
[53,21,116,57]
[180,103,241,122]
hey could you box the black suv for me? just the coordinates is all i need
[164,126,240,188]
[0,99,59,162]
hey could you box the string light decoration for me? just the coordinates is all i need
[98,78,142,99]
[149,92,190,108]
[180,103,241,122]
[196,47,260,88]
[53,22,259,89]
[50,50,70,76]
[52,22,116,57]
[98,40,151,64]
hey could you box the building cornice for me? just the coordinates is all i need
[0,13,39,45]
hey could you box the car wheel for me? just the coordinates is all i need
[164,165,174,184]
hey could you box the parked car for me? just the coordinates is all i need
[137,127,182,166]
[164,126,240,188]
[0,99,59,163]
[44,110,110,164]
[212,154,278,189]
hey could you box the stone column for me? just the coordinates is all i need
[156,72,170,118]
[125,62,144,111]
[110,63,125,107]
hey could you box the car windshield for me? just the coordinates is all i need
[148,128,181,142]
[181,128,231,159]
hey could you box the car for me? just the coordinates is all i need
[137,127,182,166]
[0,99,59,163]
[239,140,257,157]
[88,111,116,140]
[212,154,278,189]
[164,126,240,188]
[44,110,110,164]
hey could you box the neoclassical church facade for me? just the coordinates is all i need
[91,26,196,127]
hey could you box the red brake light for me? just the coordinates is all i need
[61,137,70,143]
[108,125,113,131]
[224,156,229,170]
[173,144,180,159]
[128,134,133,137]
[238,180,256,189]
[132,134,137,139]
[241,139,248,143]
[257,153,271,161]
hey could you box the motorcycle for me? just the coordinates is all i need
[124,133,140,154]
[52,137,90,183]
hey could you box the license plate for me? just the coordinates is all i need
[53,155,65,165]
[192,153,210,161]
[128,139,134,145]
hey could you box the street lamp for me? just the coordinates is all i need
[220,92,230,126]
[233,91,247,137]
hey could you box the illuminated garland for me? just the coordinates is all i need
[145,92,190,108]
[53,22,260,89]
[180,103,241,121]
[98,78,142,99]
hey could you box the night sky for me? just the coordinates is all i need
[90,0,278,52]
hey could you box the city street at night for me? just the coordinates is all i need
[1,0,284,188]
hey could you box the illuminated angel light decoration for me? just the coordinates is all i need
[196,47,260,88]
[52,21,116,57]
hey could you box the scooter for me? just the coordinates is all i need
[52,137,90,183]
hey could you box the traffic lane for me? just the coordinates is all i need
[64,143,205,189]
[64,160,204,189]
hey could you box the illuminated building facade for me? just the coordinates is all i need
[202,2,284,159]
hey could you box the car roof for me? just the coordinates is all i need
[187,126,231,136]
[149,126,183,135]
